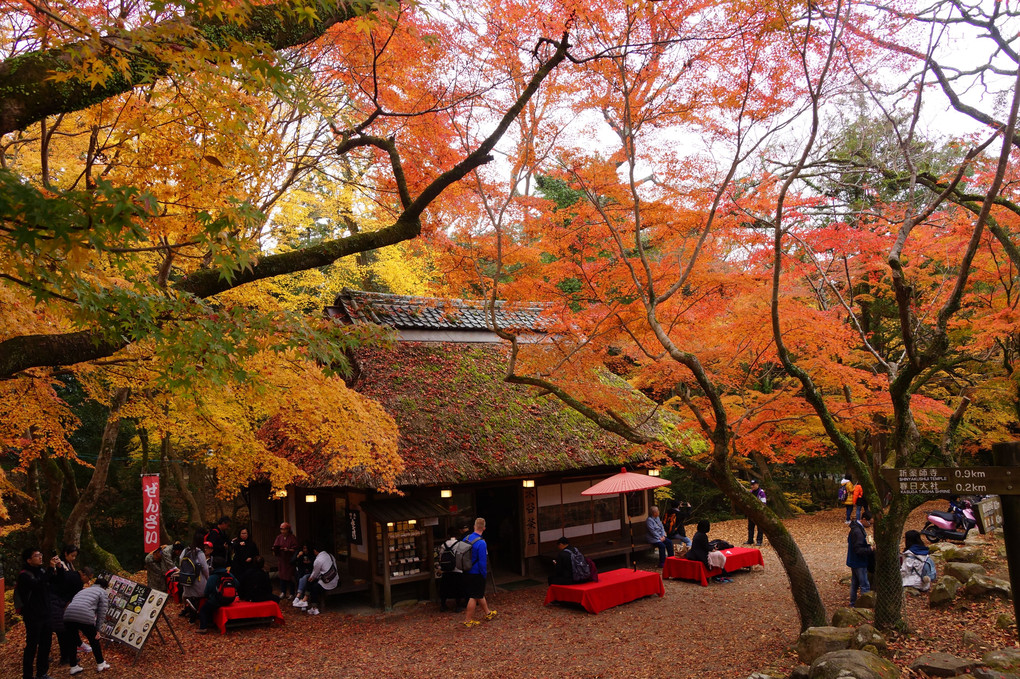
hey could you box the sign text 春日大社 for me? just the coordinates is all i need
[881,467,1020,496]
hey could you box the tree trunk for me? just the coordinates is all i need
[166,439,204,530]
[80,522,125,574]
[39,454,63,553]
[871,495,912,629]
[63,387,129,546]
[751,450,794,518]
[709,466,827,631]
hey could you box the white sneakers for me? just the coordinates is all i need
[78,643,92,653]
[293,598,308,608]
[71,662,109,675]
[307,606,320,615]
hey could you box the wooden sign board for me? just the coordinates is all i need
[99,574,168,650]
[881,467,1020,496]
[976,496,1004,534]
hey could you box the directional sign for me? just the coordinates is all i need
[881,467,1020,496]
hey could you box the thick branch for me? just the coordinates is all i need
[0,1,364,136]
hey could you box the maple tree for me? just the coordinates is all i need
[437,0,1020,633]
[0,0,571,552]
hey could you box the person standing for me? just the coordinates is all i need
[645,506,675,568]
[17,547,58,679]
[462,518,496,628]
[180,539,211,623]
[65,572,111,674]
[272,522,299,599]
[145,541,184,591]
[205,516,231,560]
[436,526,465,612]
[852,482,867,521]
[745,479,767,547]
[229,527,259,577]
[840,476,856,524]
[53,543,84,667]
[847,510,874,606]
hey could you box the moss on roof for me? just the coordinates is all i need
[300,342,645,487]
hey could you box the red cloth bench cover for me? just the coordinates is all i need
[543,568,664,614]
[213,600,285,634]
[662,547,764,586]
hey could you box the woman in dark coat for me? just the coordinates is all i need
[52,543,84,666]
[18,547,58,679]
[229,528,259,576]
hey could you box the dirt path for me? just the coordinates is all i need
[2,503,1015,678]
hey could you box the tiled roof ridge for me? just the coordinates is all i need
[334,288,551,331]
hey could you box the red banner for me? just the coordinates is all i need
[142,474,160,553]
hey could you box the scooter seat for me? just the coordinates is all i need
[929,510,957,522]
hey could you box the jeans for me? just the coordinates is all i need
[650,539,674,565]
[22,618,51,679]
[845,505,853,521]
[675,536,692,547]
[296,573,310,595]
[850,566,870,606]
[65,622,104,664]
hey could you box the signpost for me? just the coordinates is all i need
[880,466,1020,496]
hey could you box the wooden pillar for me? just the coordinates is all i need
[992,442,1020,640]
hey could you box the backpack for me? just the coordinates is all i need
[12,570,27,613]
[178,549,198,587]
[662,512,678,536]
[215,573,238,604]
[838,484,848,502]
[438,541,457,573]
[565,546,591,583]
[452,534,481,572]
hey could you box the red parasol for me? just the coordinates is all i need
[582,468,671,569]
[581,468,671,496]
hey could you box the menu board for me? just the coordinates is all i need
[98,574,169,650]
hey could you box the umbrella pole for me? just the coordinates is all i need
[627,494,636,571]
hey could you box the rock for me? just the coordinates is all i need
[929,575,961,607]
[937,544,983,562]
[945,561,986,582]
[972,666,1020,679]
[996,613,1014,630]
[797,626,855,664]
[860,644,879,655]
[831,607,873,627]
[963,630,983,647]
[904,586,926,596]
[790,665,811,679]
[909,652,979,677]
[851,624,887,651]
[809,649,900,679]
[855,591,876,609]
[965,574,1012,600]
[984,648,1020,672]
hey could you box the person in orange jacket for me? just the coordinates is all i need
[852,482,867,521]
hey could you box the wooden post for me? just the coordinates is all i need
[992,442,1020,640]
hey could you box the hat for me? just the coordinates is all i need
[203,541,214,549]
[556,536,569,545]
[750,479,759,485]
[280,522,291,530]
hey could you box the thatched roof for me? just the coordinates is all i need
[292,342,647,488]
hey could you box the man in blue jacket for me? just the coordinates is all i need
[462,518,496,628]
[847,511,874,606]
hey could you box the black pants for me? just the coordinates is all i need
[747,518,763,544]
[439,571,464,608]
[57,624,78,665]
[65,622,104,664]
[22,618,52,679]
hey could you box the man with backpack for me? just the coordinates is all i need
[205,516,231,560]
[744,479,767,547]
[548,537,591,585]
[197,556,237,633]
[436,526,465,612]
[16,547,59,679]
[460,517,496,628]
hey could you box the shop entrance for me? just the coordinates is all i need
[475,485,523,576]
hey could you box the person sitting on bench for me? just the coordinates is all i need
[239,555,278,603]
[683,520,733,583]
[548,537,590,585]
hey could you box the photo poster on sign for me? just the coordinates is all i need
[98,574,168,651]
